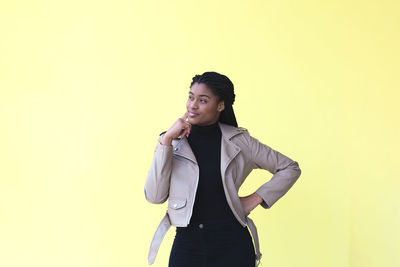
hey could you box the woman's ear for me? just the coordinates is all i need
[217,101,225,112]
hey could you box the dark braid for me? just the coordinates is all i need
[190,71,238,127]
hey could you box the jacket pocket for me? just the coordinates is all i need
[168,197,188,226]
[168,197,187,210]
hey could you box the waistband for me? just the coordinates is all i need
[147,212,262,265]
[177,217,244,233]
[184,217,241,227]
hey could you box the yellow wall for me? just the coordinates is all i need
[1,1,399,266]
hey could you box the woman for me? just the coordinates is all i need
[144,71,301,267]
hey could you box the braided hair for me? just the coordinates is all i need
[190,71,238,127]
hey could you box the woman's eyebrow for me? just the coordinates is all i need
[189,91,211,98]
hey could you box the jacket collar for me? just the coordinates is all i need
[218,122,243,175]
[218,122,244,140]
[172,122,244,168]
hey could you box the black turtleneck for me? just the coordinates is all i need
[187,121,236,224]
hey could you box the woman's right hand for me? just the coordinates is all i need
[161,112,192,146]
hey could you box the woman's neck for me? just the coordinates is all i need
[190,121,219,135]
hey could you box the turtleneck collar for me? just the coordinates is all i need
[190,121,220,136]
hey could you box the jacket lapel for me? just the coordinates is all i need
[172,137,197,164]
[218,122,243,179]
[171,122,244,173]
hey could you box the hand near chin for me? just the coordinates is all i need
[161,112,192,145]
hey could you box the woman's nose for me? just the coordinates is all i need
[189,100,198,109]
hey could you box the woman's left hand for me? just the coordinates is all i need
[239,193,263,216]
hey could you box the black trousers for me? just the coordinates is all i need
[168,218,256,267]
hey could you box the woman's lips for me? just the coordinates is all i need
[189,112,199,117]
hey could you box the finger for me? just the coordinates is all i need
[182,126,190,138]
[179,128,186,138]
[180,112,189,121]
[183,127,190,137]
[185,123,191,134]
[180,126,189,138]
[178,121,191,138]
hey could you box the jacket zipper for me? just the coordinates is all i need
[186,164,199,225]
[221,137,247,227]
[172,140,199,226]
[171,153,199,226]
[221,159,247,227]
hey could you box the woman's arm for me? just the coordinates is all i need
[144,112,192,204]
[144,134,174,204]
[246,132,302,210]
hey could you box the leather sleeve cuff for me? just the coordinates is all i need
[155,136,173,153]
[255,187,272,209]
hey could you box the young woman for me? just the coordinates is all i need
[144,71,301,267]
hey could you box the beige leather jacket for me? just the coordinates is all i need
[144,122,301,265]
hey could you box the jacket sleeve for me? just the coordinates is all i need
[144,134,173,204]
[246,132,301,209]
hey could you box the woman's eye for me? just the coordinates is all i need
[200,99,207,103]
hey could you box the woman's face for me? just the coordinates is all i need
[186,82,225,126]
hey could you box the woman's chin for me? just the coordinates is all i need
[187,117,198,124]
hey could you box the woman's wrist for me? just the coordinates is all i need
[253,192,263,205]
[161,134,173,146]
[240,192,263,215]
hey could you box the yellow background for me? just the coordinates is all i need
[1,1,399,266]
